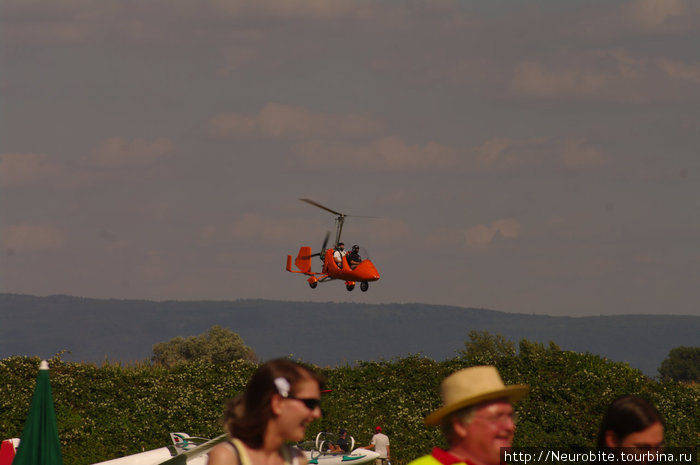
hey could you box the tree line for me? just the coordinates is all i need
[153,326,700,383]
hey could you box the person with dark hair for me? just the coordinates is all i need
[208,359,325,465]
[347,245,362,269]
[597,395,664,457]
[329,429,351,454]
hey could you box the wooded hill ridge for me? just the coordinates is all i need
[2,293,698,376]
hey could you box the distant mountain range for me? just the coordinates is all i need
[1,293,698,376]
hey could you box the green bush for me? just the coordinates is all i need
[1,341,698,465]
[658,346,700,382]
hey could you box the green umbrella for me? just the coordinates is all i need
[13,360,63,465]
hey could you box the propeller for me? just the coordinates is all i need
[301,231,331,259]
[321,230,330,253]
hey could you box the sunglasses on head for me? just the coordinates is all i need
[286,395,321,410]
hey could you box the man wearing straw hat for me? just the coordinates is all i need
[408,366,528,465]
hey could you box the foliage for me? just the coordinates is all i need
[459,330,516,365]
[658,346,700,382]
[2,335,699,465]
[152,325,255,367]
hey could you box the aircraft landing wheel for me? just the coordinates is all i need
[346,283,355,291]
[360,281,369,292]
[309,281,318,289]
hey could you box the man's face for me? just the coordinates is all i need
[459,400,516,465]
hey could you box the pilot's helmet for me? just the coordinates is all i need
[352,245,360,251]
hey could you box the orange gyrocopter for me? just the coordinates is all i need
[286,198,380,292]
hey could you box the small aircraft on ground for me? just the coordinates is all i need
[286,199,380,292]
[297,432,379,465]
[1,433,222,465]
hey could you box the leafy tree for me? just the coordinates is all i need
[152,325,255,367]
[518,339,560,357]
[658,346,700,382]
[459,330,516,364]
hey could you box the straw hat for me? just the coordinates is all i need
[424,366,529,426]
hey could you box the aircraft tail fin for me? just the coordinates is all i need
[171,433,190,447]
[294,247,313,273]
[170,432,210,453]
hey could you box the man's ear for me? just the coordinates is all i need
[604,430,619,448]
[271,394,283,415]
[452,416,470,439]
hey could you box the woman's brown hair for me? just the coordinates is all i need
[223,359,325,448]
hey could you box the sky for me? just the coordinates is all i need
[1,0,699,317]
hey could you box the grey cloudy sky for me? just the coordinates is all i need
[2,0,699,316]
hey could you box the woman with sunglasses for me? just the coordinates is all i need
[209,359,325,465]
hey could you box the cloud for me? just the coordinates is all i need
[426,219,521,250]
[90,137,175,167]
[560,140,606,168]
[208,213,322,244]
[425,228,466,248]
[97,230,129,249]
[539,1,700,44]
[296,136,457,172]
[471,138,543,171]
[0,0,395,49]
[656,58,700,83]
[464,219,521,249]
[563,0,698,39]
[212,0,380,20]
[511,49,700,103]
[0,153,64,188]
[212,212,406,247]
[470,137,606,171]
[209,104,458,173]
[293,135,605,174]
[511,61,609,98]
[0,0,105,44]
[2,224,66,252]
[208,103,384,139]
[1,138,175,189]
[622,0,694,34]
[364,218,411,244]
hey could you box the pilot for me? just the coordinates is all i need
[333,242,346,268]
[347,245,362,269]
[329,429,351,454]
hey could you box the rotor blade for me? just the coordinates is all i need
[300,198,380,219]
[299,198,344,216]
[321,231,330,250]
[300,252,321,259]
